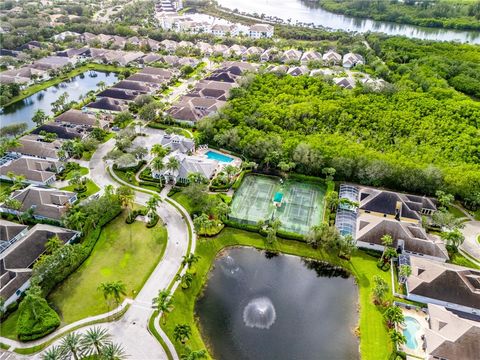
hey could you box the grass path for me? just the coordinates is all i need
[160,228,393,360]
[47,210,167,325]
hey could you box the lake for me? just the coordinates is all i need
[0,71,118,130]
[217,0,480,44]
[196,247,359,360]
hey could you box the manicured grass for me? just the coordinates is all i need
[447,205,467,219]
[170,191,220,216]
[160,228,393,360]
[0,310,20,340]
[450,252,480,270]
[64,166,89,180]
[61,179,100,200]
[47,210,167,324]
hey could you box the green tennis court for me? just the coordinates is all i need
[229,175,325,235]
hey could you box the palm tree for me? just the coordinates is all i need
[224,165,238,181]
[180,348,207,360]
[176,272,194,289]
[151,157,165,187]
[146,194,161,219]
[41,345,65,360]
[382,247,398,264]
[150,144,167,158]
[173,324,192,344]
[398,264,412,283]
[99,342,126,360]
[187,172,207,184]
[81,327,111,356]
[193,213,210,235]
[371,275,389,305]
[60,332,83,360]
[116,186,134,216]
[166,156,180,173]
[181,254,199,269]
[97,81,107,90]
[7,171,25,190]
[98,281,127,311]
[381,234,393,247]
[45,235,63,254]
[383,306,404,329]
[152,289,174,324]
[389,329,407,347]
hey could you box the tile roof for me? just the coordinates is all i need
[0,157,59,184]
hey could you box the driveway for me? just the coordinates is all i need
[460,221,480,262]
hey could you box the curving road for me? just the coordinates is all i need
[0,131,195,359]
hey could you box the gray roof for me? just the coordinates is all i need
[11,135,63,160]
[160,134,195,154]
[86,97,127,112]
[0,220,27,243]
[55,109,97,127]
[0,157,59,183]
[7,185,76,220]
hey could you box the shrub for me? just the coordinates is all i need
[16,295,60,341]
[232,170,251,190]
[146,213,160,228]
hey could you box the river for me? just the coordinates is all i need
[217,0,480,44]
[0,71,118,130]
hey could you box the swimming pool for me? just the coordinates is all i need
[205,150,234,163]
[402,316,421,350]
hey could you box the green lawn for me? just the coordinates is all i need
[450,252,480,270]
[170,191,220,216]
[61,179,100,200]
[47,210,167,324]
[160,228,393,360]
[64,166,89,180]
[0,310,19,340]
[447,205,467,219]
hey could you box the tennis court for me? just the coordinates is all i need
[229,175,278,225]
[230,175,325,235]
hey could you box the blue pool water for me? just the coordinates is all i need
[205,150,234,163]
[402,316,421,350]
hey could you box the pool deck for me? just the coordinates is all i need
[397,307,428,359]
[196,147,242,169]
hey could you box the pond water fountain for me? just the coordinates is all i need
[242,297,276,329]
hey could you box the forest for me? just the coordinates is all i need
[316,0,480,31]
[198,73,480,209]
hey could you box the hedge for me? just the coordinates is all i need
[232,170,251,190]
[17,295,60,341]
[146,213,160,228]
[113,160,146,173]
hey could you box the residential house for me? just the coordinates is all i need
[86,97,128,113]
[56,47,89,63]
[0,157,62,186]
[211,44,229,57]
[248,24,274,38]
[139,67,174,81]
[260,48,282,62]
[113,80,152,93]
[127,73,167,86]
[127,36,142,47]
[287,66,309,76]
[0,185,77,222]
[358,187,437,223]
[300,50,322,64]
[343,52,364,69]
[269,65,288,74]
[355,215,448,261]
[228,44,247,57]
[425,304,480,360]
[138,53,163,65]
[334,77,356,89]
[54,109,106,129]
[17,41,42,52]
[211,24,237,37]
[52,31,81,41]
[97,88,140,102]
[281,49,302,63]
[30,56,72,71]
[161,39,179,53]
[406,256,480,314]
[0,224,79,306]
[32,123,84,140]
[323,50,342,65]
[159,134,195,154]
[178,40,194,48]
[10,135,65,161]
[242,46,264,60]
[142,38,161,51]
[0,66,47,85]
[79,32,97,44]
[0,220,28,254]
[152,153,217,184]
[196,42,213,55]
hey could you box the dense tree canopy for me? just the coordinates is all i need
[199,73,480,208]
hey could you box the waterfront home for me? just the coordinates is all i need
[56,47,90,63]
[0,185,77,221]
[139,67,174,81]
[113,80,152,93]
[406,257,480,315]
[0,157,62,186]
[97,88,140,102]
[30,56,72,71]
[86,97,128,113]
[425,304,480,360]
[54,109,107,129]
[0,66,47,85]
[0,224,79,306]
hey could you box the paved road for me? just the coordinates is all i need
[460,221,480,262]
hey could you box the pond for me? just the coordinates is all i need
[196,247,359,360]
[217,0,480,44]
[0,71,119,130]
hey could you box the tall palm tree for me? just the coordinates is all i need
[41,345,65,360]
[223,165,238,181]
[45,235,63,254]
[371,275,389,305]
[389,329,407,347]
[151,157,165,187]
[60,332,83,360]
[175,272,194,290]
[146,194,161,218]
[81,327,111,356]
[150,144,167,158]
[7,171,25,190]
[99,342,126,360]
[181,254,199,269]
[166,156,180,173]
[383,306,404,329]
[109,281,127,307]
[116,186,135,216]
[173,324,192,344]
[152,289,174,324]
